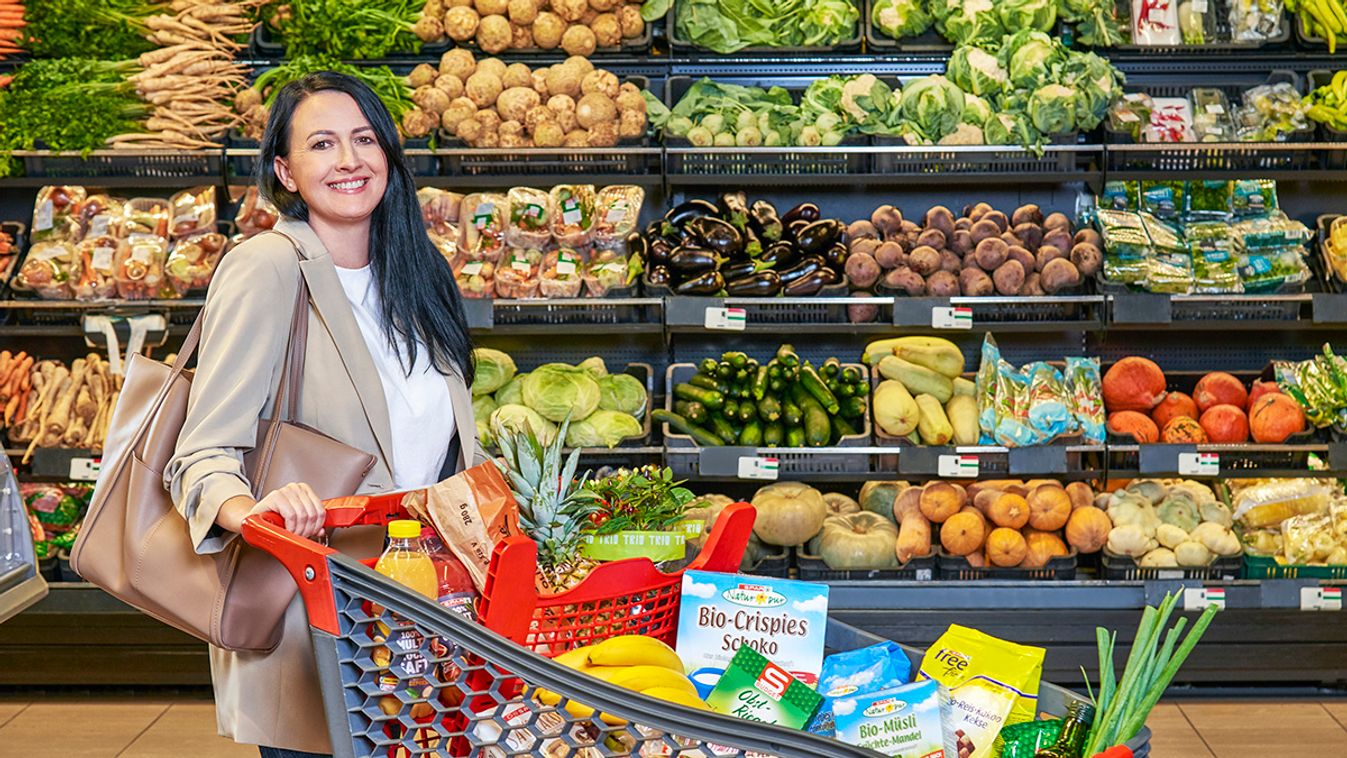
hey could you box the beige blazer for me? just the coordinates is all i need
[166,218,484,753]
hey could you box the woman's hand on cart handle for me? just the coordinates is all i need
[219,482,325,539]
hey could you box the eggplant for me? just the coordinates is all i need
[782,202,821,225]
[726,270,782,297]
[750,200,783,242]
[823,241,848,267]
[784,269,832,296]
[718,192,750,231]
[743,225,763,258]
[786,218,812,241]
[818,266,841,285]
[777,255,826,285]
[664,199,719,227]
[675,270,725,295]
[648,237,674,266]
[669,245,723,274]
[796,219,844,255]
[625,231,649,260]
[721,259,771,281]
[647,266,672,286]
[760,240,797,267]
[688,216,744,256]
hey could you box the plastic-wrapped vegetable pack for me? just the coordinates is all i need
[165,232,230,296]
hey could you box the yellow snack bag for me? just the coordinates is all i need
[918,625,1045,758]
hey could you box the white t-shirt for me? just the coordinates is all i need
[335,264,455,490]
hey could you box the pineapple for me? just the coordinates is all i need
[496,417,601,595]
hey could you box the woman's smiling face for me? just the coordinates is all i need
[273,90,389,226]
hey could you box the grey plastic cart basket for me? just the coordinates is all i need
[0,454,47,625]
[243,507,1150,758]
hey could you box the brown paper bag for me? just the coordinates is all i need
[423,462,520,591]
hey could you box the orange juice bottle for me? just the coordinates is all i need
[375,520,438,600]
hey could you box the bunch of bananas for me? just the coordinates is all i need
[534,635,708,726]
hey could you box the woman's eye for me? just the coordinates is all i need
[311,139,330,150]
[357,135,376,145]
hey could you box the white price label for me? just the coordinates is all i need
[1183,587,1226,611]
[69,457,101,481]
[605,203,628,224]
[704,306,746,331]
[1194,0,1209,12]
[562,199,582,226]
[737,456,780,481]
[1205,103,1225,115]
[511,258,532,273]
[556,253,579,276]
[34,200,53,232]
[938,454,979,478]
[1117,111,1141,123]
[92,247,114,273]
[461,261,484,276]
[90,215,111,237]
[931,306,973,330]
[914,568,933,582]
[130,244,155,264]
[1178,452,1219,476]
[1301,587,1343,611]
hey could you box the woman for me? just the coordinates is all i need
[167,72,482,758]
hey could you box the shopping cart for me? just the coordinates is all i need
[242,494,1151,758]
[0,453,47,625]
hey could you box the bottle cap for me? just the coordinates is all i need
[388,520,423,539]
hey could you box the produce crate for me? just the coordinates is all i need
[1307,71,1347,170]
[871,134,1085,176]
[248,24,452,59]
[1244,552,1347,579]
[1104,71,1314,173]
[648,281,853,324]
[795,550,935,581]
[490,294,655,327]
[1107,0,1290,51]
[667,1,863,53]
[662,77,870,177]
[863,0,955,51]
[1316,213,1347,287]
[21,146,223,180]
[1099,276,1309,322]
[226,131,438,178]
[876,290,1105,327]
[743,547,792,578]
[937,549,1078,580]
[1100,550,1243,581]
[662,362,872,478]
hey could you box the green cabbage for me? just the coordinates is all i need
[1028,83,1077,135]
[946,45,1007,97]
[577,356,608,379]
[490,404,558,446]
[471,348,516,396]
[900,75,965,141]
[565,410,643,449]
[1002,30,1063,90]
[522,364,601,422]
[997,0,1057,34]
[495,373,527,406]
[477,419,495,449]
[871,0,933,39]
[473,394,498,423]
[597,373,648,418]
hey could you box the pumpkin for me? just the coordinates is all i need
[1247,380,1280,412]
[1065,506,1110,553]
[823,492,862,516]
[1022,530,1070,568]
[939,511,986,556]
[1193,372,1248,413]
[919,482,963,523]
[1027,484,1072,530]
[1108,411,1159,443]
[1065,482,1094,511]
[858,481,906,523]
[817,512,900,570]
[1103,357,1167,412]
[1249,392,1305,443]
[986,527,1028,567]
[987,492,1030,529]
[1150,391,1198,429]
[1199,404,1249,443]
[750,482,827,546]
[1161,416,1208,444]
[894,492,932,563]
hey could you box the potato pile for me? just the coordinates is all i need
[844,203,1105,299]
[417,0,647,55]
[407,50,647,148]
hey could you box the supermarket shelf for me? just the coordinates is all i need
[0,299,206,311]
[1107,292,1347,329]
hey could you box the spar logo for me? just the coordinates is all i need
[863,698,908,718]
[722,583,786,608]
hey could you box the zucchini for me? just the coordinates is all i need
[675,400,708,424]
[756,395,782,422]
[716,362,734,379]
[798,364,841,414]
[722,351,750,369]
[831,415,857,442]
[738,421,763,446]
[838,395,867,420]
[698,358,719,375]
[707,413,736,443]
[738,401,756,423]
[751,364,771,401]
[785,425,806,448]
[689,373,725,392]
[763,422,784,447]
[781,398,803,426]
[653,409,724,447]
[841,366,862,384]
[776,343,800,368]
[723,399,740,419]
[822,357,841,378]
[674,383,724,410]
[802,403,830,447]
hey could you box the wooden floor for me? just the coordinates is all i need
[0,697,1345,756]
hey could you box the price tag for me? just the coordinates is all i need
[511,257,532,273]
[605,203,628,224]
[931,306,973,330]
[737,456,779,480]
[461,261,484,276]
[92,247,115,273]
[472,202,494,229]
[914,568,933,582]
[1183,587,1226,611]
[1205,102,1224,115]
[1117,111,1141,123]
[90,215,111,237]
[938,454,979,478]
[1178,452,1219,476]
[34,200,53,232]
[1194,0,1209,12]
[556,255,578,276]
[1301,587,1343,611]
[69,457,101,481]
[704,306,746,331]
[562,199,582,226]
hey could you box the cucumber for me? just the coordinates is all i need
[652,409,724,447]
[763,422,784,447]
[738,420,763,446]
[674,400,708,424]
[675,383,724,410]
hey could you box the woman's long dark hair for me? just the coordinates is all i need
[257,71,473,379]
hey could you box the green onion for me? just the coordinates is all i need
[1082,592,1220,756]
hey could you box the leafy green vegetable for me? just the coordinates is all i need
[1026,83,1078,135]
[936,0,1004,46]
[278,0,430,60]
[983,111,1038,147]
[1001,30,1064,89]
[871,0,933,39]
[565,410,644,449]
[946,45,1008,97]
[996,0,1057,33]
[20,1,157,60]
[1060,50,1123,131]
[675,0,859,53]
[523,364,602,423]
[598,374,649,418]
[585,465,695,535]
[1060,0,1129,47]
[472,348,517,396]
[251,56,414,125]
[961,93,993,126]
[491,404,558,447]
[900,75,965,141]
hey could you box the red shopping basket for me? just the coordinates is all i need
[242,497,878,758]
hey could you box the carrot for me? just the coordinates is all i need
[15,390,28,427]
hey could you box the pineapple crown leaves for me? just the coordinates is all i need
[494,415,601,541]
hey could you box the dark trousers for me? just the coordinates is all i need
[258,748,331,758]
